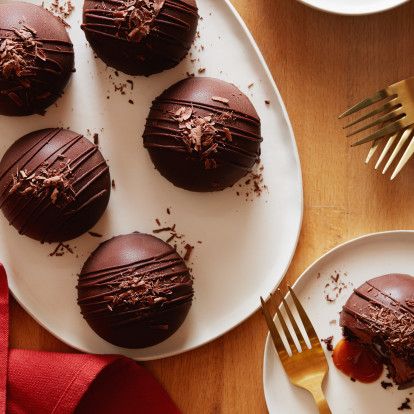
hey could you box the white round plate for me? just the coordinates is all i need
[263,231,414,414]
[297,0,408,15]
[0,0,302,360]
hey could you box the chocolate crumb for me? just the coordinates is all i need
[93,133,99,145]
[46,0,75,19]
[111,179,116,189]
[211,96,229,105]
[198,67,206,73]
[49,242,74,257]
[88,231,102,238]
[331,273,340,283]
[321,336,334,351]
[398,398,411,410]
[153,226,173,234]
[237,162,267,200]
[350,377,356,382]
[153,216,197,263]
[183,244,194,261]
[128,99,134,104]
[265,100,270,105]
[381,381,393,390]
[323,271,352,303]
[166,234,176,244]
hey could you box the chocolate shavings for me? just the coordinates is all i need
[171,106,234,170]
[10,160,75,207]
[112,0,166,42]
[0,26,43,89]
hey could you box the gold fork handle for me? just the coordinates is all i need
[310,386,331,414]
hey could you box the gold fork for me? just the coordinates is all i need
[339,77,414,179]
[261,287,331,414]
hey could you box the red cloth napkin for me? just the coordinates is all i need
[0,264,181,414]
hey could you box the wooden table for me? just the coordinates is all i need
[10,0,414,412]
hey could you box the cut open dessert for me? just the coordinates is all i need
[339,274,414,389]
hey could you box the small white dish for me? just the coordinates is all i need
[0,0,303,360]
[297,0,408,15]
[263,230,414,414]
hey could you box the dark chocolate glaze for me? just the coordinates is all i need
[0,128,111,243]
[340,274,414,388]
[143,77,262,192]
[0,2,74,116]
[81,0,198,76]
[77,233,193,348]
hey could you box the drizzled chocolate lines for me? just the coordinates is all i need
[342,283,414,357]
[78,250,193,325]
[0,129,110,242]
[144,99,262,169]
[0,27,74,106]
[82,0,198,69]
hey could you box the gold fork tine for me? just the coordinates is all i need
[382,127,412,173]
[342,100,398,130]
[260,297,287,358]
[261,291,331,413]
[275,303,299,354]
[351,120,403,146]
[374,132,398,169]
[391,132,414,180]
[338,88,389,119]
[277,289,308,350]
[346,107,403,137]
[342,77,414,178]
[365,140,381,163]
[288,286,320,346]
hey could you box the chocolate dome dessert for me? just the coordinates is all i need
[77,233,194,348]
[143,77,263,192]
[0,2,74,116]
[82,0,198,76]
[0,128,111,243]
[340,274,414,389]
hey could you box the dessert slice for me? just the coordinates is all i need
[340,274,414,389]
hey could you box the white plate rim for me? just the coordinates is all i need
[262,229,414,411]
[6,0,304,360]
[296,0,409,16]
